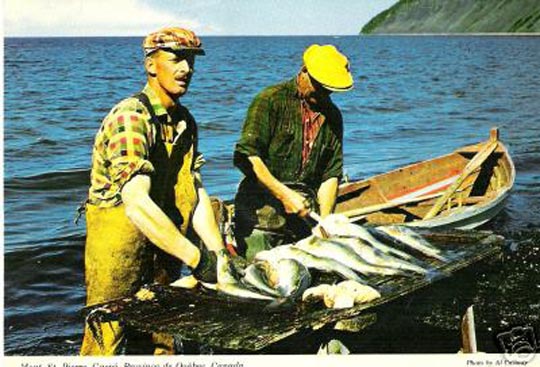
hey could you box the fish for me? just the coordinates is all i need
[316,214,414,261]
[243,258,312,311]
[242,262,282,297]
[254,245,367,284]
[271,259,312,299]
[345,224,416,261]
[302,280,381,309]
[329,280,381,308]
[374,225,448,262]
[210,249,276,301]
[336,280,381,304]
[302,284,333,302]
[336,236,428,275]
[295,236,405,276]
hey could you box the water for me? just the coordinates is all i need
[4,36,540,355]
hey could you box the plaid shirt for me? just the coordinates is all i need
[234,78,343,233]
[300,100,324,167]
[88,84,198,207]
[235,78,343,189]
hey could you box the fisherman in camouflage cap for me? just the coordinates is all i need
[81,27,224,355]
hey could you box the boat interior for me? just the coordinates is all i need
[335,132,514,225]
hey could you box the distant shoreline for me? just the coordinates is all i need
[362,32,540,37]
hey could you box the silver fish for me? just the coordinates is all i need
[318,214,414,261]
[336,237,427,275]
[214,250,276,300]
[255,245,366,284]
[375,225,448,262]
[272,259,312,299]
[296,237,404,276]
[243,262,282,297]
[345,225,415,261]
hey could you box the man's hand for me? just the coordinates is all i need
[279,186,310,218]
[247,156,311,218]
[192,249,218,283]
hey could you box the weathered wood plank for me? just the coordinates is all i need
[83,231,504,351]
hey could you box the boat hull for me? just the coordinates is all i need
[399,188,511,230]
[336,129,515,229]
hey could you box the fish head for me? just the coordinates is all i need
[296,236,324,250]
[255,260,279,287]
[275,259,312,298]
[320,213,350,228]
[254,249,272,262]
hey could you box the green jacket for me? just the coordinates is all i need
[234,78,343,234]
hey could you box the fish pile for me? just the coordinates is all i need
[202,214,450,309]
[204,249,312,303]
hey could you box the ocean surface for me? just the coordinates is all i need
[4,36,540,355]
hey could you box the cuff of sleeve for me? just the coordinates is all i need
[193,153,206,171]
[321,171,343,182]
[234,143,261,158]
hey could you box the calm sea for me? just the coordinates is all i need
[4,36,540,355]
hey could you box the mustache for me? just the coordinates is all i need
[175,76,191,82]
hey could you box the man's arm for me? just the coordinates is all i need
[317,177,339,217]
[248,156,310,217]
[318,109,343,217]
[121,174,200,268]
[234,87,309,217]
[192,185,225,252]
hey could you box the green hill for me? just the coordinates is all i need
[361,0,540,34]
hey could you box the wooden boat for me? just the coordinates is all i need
[334,128,515,229]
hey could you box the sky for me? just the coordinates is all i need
[4,0,398,37]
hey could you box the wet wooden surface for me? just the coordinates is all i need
[83,230,504,351]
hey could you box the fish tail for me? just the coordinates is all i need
[424,268,446,282]
[241,278,281,297]
[428,251,448,262]
[397,262,429,275]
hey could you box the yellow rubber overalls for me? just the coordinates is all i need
[81,93,199,355]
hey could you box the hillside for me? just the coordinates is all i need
[361,0,540,34]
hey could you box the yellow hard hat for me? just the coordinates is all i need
[303,44,353,92]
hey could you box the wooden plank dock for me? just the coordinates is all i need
[83,230,504,351]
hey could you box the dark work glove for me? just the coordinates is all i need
[192,249,218,283]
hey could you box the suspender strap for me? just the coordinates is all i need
[132,92,160,132]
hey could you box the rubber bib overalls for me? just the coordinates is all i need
[81,93,199,355]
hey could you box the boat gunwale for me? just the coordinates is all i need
[336,138,515,229]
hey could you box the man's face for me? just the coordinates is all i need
[303,72,332,106]
[151,50,196,98]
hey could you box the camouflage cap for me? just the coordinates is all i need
[143,27,205,56]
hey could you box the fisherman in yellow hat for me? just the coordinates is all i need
[81,27,224,355]
[234,44,353,260]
